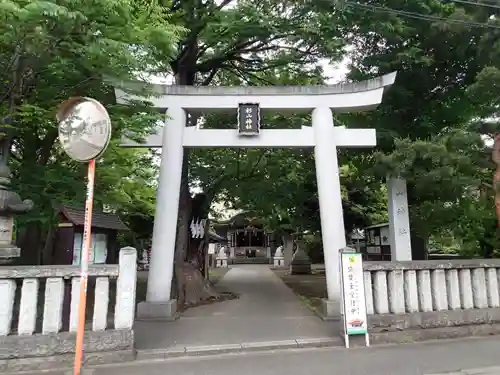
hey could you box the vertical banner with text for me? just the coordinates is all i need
[339,249,370,348]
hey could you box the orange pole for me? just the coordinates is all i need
[73,159,96,375]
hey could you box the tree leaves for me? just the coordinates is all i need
[0,0,180,257]
[2,0,499,261]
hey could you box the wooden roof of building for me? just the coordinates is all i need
[58,206,129,231]
[212,212,262,228]
[212,212,296,233]
[208,231,227,243]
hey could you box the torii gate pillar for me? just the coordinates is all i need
[313,107,346,303]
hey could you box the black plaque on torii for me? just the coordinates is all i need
[237,103,260,136]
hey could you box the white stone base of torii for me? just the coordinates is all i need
[114,71,412,320]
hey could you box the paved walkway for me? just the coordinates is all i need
[134,265,339,350]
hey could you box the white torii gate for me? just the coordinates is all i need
[115,72,398,320]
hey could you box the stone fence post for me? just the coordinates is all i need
[114,247,137,329]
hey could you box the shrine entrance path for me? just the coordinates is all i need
[134,265,341,351]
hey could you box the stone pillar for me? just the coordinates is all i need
[313,107,345,302]
[226,231,235,264]
[226,231,232,255]
[114,247,138,329]
[137,107,185,320]
[387,178,412,261]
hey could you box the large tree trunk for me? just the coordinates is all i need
[172,151,219,311]
[41,225,55,264]
[17,221,42,265]
[410,232,428,260]
[172,151,190,309]
[406,182,429,260]
[188,193,211,274]
[183,214,218,306]
[169,43,224,310]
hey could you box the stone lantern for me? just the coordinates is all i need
[290,232,311,275]
[0,135,33,263]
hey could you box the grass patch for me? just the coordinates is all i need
[273,269,327,314]
[297,294,323,314]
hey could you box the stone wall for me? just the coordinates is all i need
[363,259,500,341]
[0,247,137,372]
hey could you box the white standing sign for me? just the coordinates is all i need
[339,248,370,348]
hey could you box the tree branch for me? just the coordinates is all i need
[215,0,234,11]
[200,67,220,85]
[38,128,58,165]
[228,62,275,85]
[205,150,269,196]
[195,39,262,73]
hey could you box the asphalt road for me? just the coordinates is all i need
[90,336,500,375]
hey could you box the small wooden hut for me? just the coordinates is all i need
[52,206,129,265]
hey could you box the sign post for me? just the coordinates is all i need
[56,97,112,375]
[339,247,370,348]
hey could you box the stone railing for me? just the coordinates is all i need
[0,247,137,373]
[363,260,500,339]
